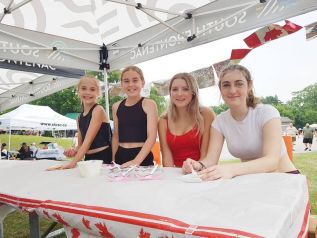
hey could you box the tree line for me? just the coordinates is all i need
[31,71,316,128]
[213,83,317,128]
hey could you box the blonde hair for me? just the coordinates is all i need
[77,76,101,110]
[165,73,204,135]
[77,76,101,96]
[121,65,145,82]
[219,64,260,108]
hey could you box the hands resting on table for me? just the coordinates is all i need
[182,158,236,181]
[46,148,77,171]
[46,147,140,171]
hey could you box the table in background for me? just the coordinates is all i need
[0,160,310,238]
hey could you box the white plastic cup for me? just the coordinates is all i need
[77,160,103,178]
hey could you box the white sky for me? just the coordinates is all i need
[137,10,317,107]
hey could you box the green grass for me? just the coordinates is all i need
[3,211,66,238]
[0,134,72,151]
[293,152,317,214]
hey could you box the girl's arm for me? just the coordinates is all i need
[199,118,282,180]
[199,107,216,159]
[63,106,107,169]
[121,99,158,167]
[64,120,82,158]
[111,102,120,162]
[158,118,174,167]
[182,126,224,174]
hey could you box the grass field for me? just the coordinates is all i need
[293,152,317,214]
[0,134,72,151]
[1,134,316,237]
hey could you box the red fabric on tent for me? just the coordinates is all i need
[244,21,302,48]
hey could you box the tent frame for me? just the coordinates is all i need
[1,0,317,113]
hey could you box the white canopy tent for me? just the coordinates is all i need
[0,0,317,113]
[0,104,77,149]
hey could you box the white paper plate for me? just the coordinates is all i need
[179,173,202,183]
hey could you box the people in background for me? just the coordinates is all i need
[158,73,215,167]
[183,64,298,178]
[18,142,32,160]
[48,76,112,170]
[72,132,79,148]
[303,123,314,151]
[1,143,16,160]
[1,143,8,159]
[285,123,298,148]
[29,142,38,158]
[112,66,158,167]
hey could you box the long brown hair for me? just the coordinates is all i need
[165,73,204,135]
[219,64,260,108]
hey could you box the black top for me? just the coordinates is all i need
[18,146,32,159]
[117,97,147,142]
[79,104,112,150]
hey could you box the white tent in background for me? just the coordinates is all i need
[0,104,77,149]
[0,104,77,130]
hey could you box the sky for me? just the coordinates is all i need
[137,10,317,107]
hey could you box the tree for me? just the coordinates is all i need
[261,95,281,105]
[287,83,317,128]
[149,87,167,117]
[32,87,80,114]
[212,103,228,115]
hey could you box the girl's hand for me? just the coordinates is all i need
[198,164,235,181]
[46,161,77,171]
[120,159,140,168]
[182,158,202,174]
[64,148,77,157]
[60,162,77,170]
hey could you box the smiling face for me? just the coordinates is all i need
[121,69,144,98]
[77,77,100,106]
[219,70,250,108]
[170,78,193,108]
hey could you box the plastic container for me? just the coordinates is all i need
[77,160,103,177]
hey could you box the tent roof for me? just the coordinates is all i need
[1,0,317,112]
[0,104,77,130]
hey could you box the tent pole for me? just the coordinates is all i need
[103,69,109,116]
[8,123,12,151]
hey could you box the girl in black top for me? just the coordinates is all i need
[112,66,158,167]
[49,76,112,170]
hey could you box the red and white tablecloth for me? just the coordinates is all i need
[0,160,310,238]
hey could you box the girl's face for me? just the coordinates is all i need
[220,70,250,108]
[170,78,193,108]
[121,70,144,98]
[78,78,99,105]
